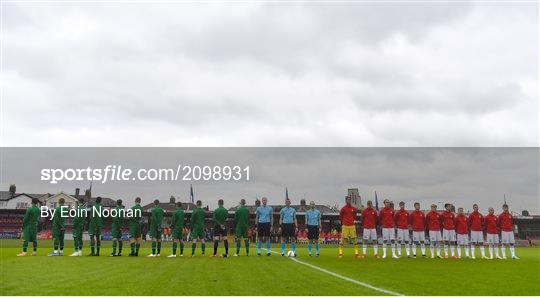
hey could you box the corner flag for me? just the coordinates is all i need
[190,184,194,203]
[375,191,379,211]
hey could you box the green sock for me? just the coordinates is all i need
[191,243,196,255]
[112,240,117,254]
[152,241,156,254]
[236,240,241,254]
[33,241,37,252]
[180,242,184,255]
[23,240,28,252]
[172,242,177,255]
[245,239,250,254]
[54,238,59,251]
[130,243,135,254]
[157,242,161,254]
[118,241,123,254]
[202,243,206,254]
[135,243,140,255]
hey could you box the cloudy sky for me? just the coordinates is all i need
[1,2,538,146]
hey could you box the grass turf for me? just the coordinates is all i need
[1,239,539,295]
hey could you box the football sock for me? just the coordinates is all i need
[213,240,219,255]
[180,242,184,255]
[23,240,28,252]
[444,244,449,256]
[373,243,378,255]
[157,242,161,254]
[480,245,486,257]
[510,245,516,257]
[236,240,241,254]
[494,245,500,257]
[244,239,249,254]
[437,244,441,256]
[465,245,470,257]
[405,243,410,256]
[339,245,343,255]
[201,243,206,254]
[315,243,319,254]
[112,240,117,254]
[135,243,140,255]
[33,241,37,252]
[412,242,417,255]
[292,242,296,253]
[191,243,196,255]
[266,241,271,253]
[457,245,461,257]
[308,243,312,254]
[362,244,367,255]
[96,239,100,254]
[54,238,59,251]
[224,239,229,254]
[397,243,402,255]
[489,245,494,258]
[151,241,156,254]
[257,241,262,253]
[118,241,122,254]
[450,244,455,257]
[130,243,135,254]
[421,243,426,255]
[501,245,506,258]
[172,242,178,255]
[382,243,387,257]
[430,243,435,256]
[281,242,286,254]
[391,243,396,255]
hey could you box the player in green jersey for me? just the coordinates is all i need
[168,201,185,258]
[128,197,143,256]
[49,198,66,256]
[147,199,164,257]
[69,198,86,256]
[190,200,206,256]
[234,198,250,256]
[110,199,125,256]
[89,197,103,256]
[17,198,40,256]
[212,199,229,257]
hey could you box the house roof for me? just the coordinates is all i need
[0,191,49,201]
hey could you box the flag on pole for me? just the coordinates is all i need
[190,184,194,203]
[286,187,289,200]
[375,191,379,211]
[504,194,507,205]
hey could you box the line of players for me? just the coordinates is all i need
[337,196,519,260]
[16,195,519,260]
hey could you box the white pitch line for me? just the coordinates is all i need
[261,248,402,296]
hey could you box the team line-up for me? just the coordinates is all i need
[16,195,519,260]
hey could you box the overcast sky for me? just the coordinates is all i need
[1,2,538,146]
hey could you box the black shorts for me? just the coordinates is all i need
[307,225,319,240]
[281,223,296,238]
[257,222,271,237]
[214,225,227,237]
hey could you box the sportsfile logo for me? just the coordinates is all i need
[40,164,251,184]
[40,205,141,219]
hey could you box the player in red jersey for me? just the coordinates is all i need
[410,202,427,258]
[338,196,359,258]
[499,204,519,259]
[379,199,398,259]
[395,201,411,258]
[426,204,442,258]
[361,200,379,258]
[441,203,457,259]
[485,207,502,259]
[454,207,470,259]
[468,204,486,259]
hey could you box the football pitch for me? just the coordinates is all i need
[1,239,539,296]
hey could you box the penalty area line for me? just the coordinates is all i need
[260,247,402,296]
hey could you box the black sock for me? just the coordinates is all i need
[157,242,161,254]
[224,239,229,255]
[118,241,123,254]
[213,240,219,255]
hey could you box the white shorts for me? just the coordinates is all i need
[501,231,515,244]
[412,231,426,242]
[457,234,469,245]
[486,233,500,244]
[442,229,456,241]
[429,230,442,242]
[470,231,484,243]
[363,228,377,241]
[396,228,410,242]
[382,228,395,241]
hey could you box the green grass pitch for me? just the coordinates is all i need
[1,239,539,295]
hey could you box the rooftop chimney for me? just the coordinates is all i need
[9,184,16,197]
[75,188,80,198]
[170,196,176,204]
